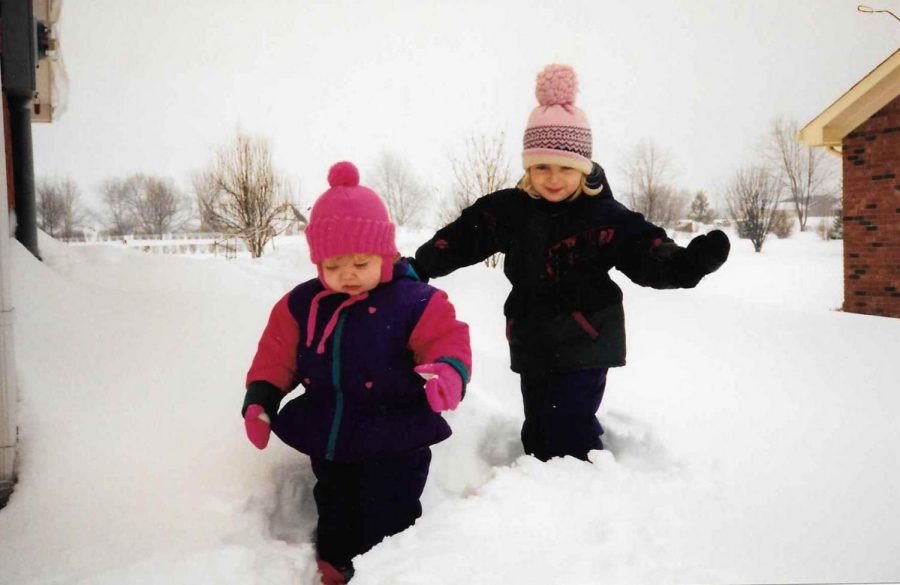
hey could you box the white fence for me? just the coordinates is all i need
[66,233,249,258]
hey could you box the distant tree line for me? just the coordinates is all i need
[38,172,191,241]
[37,130,304,258]
[618,116,839,253]
[38,115,840,259]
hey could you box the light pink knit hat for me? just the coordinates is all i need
[305,161,397,283]
[522,64,592,174]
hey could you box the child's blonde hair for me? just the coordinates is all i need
[516,169,603,201]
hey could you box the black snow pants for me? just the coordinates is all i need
[310,448,431,568]
[520,367,608,461]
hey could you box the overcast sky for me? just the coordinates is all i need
[32,0,900,213]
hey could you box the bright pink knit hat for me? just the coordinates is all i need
[522,64,592,174]
[305,161,397,283]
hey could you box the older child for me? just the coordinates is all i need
[242,161,471,584]
[412,64,729,462]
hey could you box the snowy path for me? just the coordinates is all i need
[1,231,898,584]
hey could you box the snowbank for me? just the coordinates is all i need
[1,230,898,584]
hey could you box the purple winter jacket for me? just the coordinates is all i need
[246,260,471,462]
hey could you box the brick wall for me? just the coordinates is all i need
[842,94,900,318]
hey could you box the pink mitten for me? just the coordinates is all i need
[244,404,271,450]
[415,362,462,412]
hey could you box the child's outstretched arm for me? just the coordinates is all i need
[615,223,730,289]
[408,290,472,412]
[242,293,299,449]
[414,192,510,280]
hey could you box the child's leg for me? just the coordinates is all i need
[310,449,431,570]
[520,368,607,461]
[310,457,363,570]
[358,447,431,555]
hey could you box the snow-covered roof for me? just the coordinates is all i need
[797,49,900,154]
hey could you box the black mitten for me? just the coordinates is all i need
[585,162,605,191]
[686,230,730,275]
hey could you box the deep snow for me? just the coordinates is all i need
[1,229,898,584]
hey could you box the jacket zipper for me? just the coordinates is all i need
[324,312,347,461]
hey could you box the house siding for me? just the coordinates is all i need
[841,94,900,318]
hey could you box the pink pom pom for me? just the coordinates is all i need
[327,161,360,187]
[535,64,578,106]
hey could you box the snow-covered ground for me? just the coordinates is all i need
[1,228,898,585]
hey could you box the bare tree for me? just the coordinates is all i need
[623,139,685,228]
[764,117,837,232]
[37,178,65,237]
[59,181,84,239]
[196,131,293,258]
[132,175,184,235]
[369,151,426,227]
[442,132,513,225]
[726,166,782,253]
[97,174,187,236]
[98,176,139,236]
[37,177,83,239]
[442,132,513,267]
[192,172,226,232]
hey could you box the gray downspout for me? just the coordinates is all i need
[7,93,38,257]
[1,0,42,260]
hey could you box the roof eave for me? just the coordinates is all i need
[798,50,900,150]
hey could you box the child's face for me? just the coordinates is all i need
[321,254,383,294]
[529,164,583,202]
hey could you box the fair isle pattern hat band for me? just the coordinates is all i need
[523,125,592,158]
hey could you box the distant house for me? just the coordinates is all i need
[798,49,900,319]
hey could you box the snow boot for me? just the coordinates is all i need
[316,559,354,584]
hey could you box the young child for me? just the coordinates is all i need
[242,161,471,585]
[412,64,729,463]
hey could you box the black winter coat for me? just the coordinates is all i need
[415,175,707,373]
